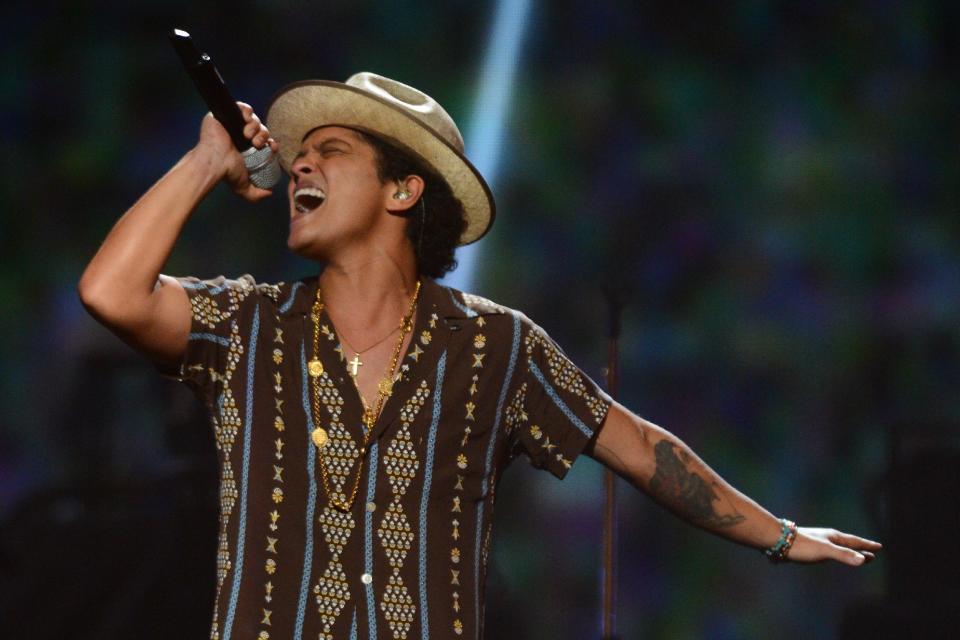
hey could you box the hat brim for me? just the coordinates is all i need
[265,80,494,246]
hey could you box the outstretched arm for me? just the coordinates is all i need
[586,402,881,565]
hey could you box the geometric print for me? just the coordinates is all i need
[312,369,359,638]
[174,275,611,640]
[184,279,252,640]
[524,325,608,425]
[378,380,430,639]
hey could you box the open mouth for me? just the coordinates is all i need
[293,187,326,214]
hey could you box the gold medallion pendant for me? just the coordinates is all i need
[308,279,421,511]
[311,427,329,449]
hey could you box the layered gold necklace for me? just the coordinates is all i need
[307,280,422,511]
[339,325,400,378]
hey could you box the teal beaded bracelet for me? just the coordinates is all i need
[764,518,798,563]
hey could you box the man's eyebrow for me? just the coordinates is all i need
[317,137,354,148]
[298,136,354,155]
[294,135,357,162]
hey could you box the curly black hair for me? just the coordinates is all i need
[355,130,467,279]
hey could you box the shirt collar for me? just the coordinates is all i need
[279,275,481,321]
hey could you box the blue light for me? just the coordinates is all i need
[442,0,533,293]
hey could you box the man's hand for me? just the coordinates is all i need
[788,527,882,565]
[79,101,280,369]
[194,101,279,202]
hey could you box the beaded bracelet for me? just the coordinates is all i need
[764,518,798,563]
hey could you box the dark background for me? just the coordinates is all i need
[2,1,958,638]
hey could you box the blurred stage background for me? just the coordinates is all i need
[1,1,958,638]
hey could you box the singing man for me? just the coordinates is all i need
[79,72,881,639]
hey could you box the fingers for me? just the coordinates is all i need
[823,528,881,565]
[826,529,883,552]
[246,186,274,202]
[243,118,270,148]
[234,104,276,200]
[793,527,881,566]
[235,182,273,202]
[238,102,272,149]
[829,542,867,566]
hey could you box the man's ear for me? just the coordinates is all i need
[385,175,425,215]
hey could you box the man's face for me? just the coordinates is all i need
[286,126,393,260]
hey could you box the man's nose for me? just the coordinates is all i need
[292,161,313,176]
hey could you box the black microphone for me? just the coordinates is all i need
[169,28,280,189]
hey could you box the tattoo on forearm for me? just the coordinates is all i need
[649,440,745,528]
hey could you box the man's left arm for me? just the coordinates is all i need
[586,401,882,565]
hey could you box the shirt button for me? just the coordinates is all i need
[361,573,373,585]
[365,502,377,512]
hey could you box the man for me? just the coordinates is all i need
[79,72,881,639]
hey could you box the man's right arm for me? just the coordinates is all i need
[78,105,276,370]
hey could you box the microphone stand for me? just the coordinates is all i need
[601,285,625,640]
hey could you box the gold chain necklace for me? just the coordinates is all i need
[307,280,421,511]
[337,324,400,378]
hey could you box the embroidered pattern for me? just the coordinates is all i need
[312,368,358,638]
[185,282,254,640]
[257,282,282,304]
[474,313,521,637]
[213,324,244,596]
[189,277,254,330]
[450,318,490,636]
[258,314,285,637]
[175,279,615,639]
[504,383,528,435]
[315,372,358,502]
[461,292,510,315]
[525,326,608,424]
[378,381,429,639]
[314,506,355,639]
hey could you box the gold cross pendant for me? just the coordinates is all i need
[348,354,363,377]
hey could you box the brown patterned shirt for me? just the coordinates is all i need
[173,275,611,640]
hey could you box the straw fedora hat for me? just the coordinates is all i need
[265,72,494,246]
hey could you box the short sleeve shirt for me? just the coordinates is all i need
[173,275,611,640]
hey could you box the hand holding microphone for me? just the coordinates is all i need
[170,29,281,195]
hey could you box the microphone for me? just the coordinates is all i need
[169,28,281,189]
